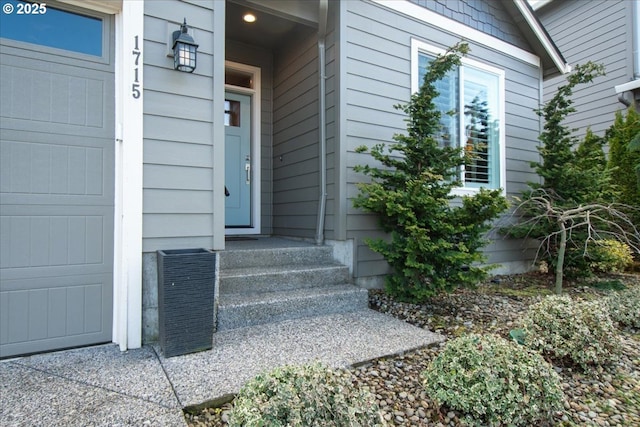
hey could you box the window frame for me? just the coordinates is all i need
[0,0,110,64]
[411,38,506,197]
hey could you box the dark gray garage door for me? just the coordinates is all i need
[0,4,115,358]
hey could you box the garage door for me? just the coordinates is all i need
[0,3,115,358]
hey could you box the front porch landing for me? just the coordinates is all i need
[161,309,444,407]
[1,309,443,426]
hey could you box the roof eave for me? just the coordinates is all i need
[504,0,570,79]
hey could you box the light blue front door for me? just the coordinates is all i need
[225,92,252,227]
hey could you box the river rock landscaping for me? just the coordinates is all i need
[185,272,640,427]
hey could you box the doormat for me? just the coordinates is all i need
[225,237,259,241]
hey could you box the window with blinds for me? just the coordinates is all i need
[415,42,505,193]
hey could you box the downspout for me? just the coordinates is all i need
[619,93,631,107]
[315,0,328,245]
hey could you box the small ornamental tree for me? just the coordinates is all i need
[353,43,508,302]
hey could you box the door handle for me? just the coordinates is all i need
[245,163,251,183]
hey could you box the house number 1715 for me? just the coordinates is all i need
[132,35,141,99]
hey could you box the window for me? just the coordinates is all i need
[225,100,241,127]
[412,39,505,194]
[0,1,103,56]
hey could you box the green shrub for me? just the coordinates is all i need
[606,286,640,328]
[228,362,385,427]
[422,334,563,427]
[353,42,507,302]
[587,239,634,273]
[607,108,640,226]
[522,295,620,370]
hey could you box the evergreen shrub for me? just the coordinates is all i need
[228,362,385,427]
[522,295,620,370]
[587,239,634,273]
[606,286,640,328]
[422,334,564,427]
[353,42,507,302]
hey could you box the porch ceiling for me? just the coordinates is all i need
[226,0,317,50]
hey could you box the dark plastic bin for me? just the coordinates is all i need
[157,248,216,357]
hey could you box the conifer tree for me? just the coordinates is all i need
[353,43,508,302]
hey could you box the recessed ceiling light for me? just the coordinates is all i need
[243,13,256,23]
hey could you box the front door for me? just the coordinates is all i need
[225,92,252,227]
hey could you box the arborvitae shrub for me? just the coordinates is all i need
[607,108,640,226]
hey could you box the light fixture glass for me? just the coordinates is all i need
[243,13,256,23]
[172,18,198,73]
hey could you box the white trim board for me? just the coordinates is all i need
[113,0,144,351]
[59,0,123,14]
[224,61,262,236]
[511,0,570,74]
[372,0,541,67]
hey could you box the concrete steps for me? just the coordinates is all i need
[217,239,368,331]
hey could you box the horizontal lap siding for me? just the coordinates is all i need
[344,1,542,279]
[272,33,320,238]
[226,40,274,235]
[142,2,217,252]
[538,0,632,137]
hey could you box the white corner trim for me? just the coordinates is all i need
[113,0,144,351]
[373,0,540,67]
[528,0,554,11]
[615,79,640,94]
[511,0,571,74]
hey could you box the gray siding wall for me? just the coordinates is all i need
[537,0,633,137]
[409,0,532,51]
[226,40,274,235]
[342,0,542,279]
[142,1,220,252]
[272,33,320,238]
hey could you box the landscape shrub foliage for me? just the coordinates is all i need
[228,362,385,427]
[522,295,620,370]
[504,63,640,282]
[606,285,640,328]
[422,334,564,427]
[587,239,634,273]
[607,108,640,227]
[353,42,507,302]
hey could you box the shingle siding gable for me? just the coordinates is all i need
[409,0,532,50]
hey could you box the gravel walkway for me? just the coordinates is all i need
[185,273,640,427]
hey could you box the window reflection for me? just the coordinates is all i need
[225,100,240,127]
[419,54,500,188]
[0,0,103,56]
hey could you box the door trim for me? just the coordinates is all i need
[224,61,261,235]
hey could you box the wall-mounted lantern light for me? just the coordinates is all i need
[172,18,198,73]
